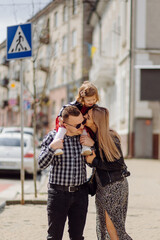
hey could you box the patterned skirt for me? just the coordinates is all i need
[95,173,132,240]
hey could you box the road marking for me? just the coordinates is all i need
[0,183,13,192]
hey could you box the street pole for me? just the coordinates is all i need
[20,59,25,204]
[33,62,37,198]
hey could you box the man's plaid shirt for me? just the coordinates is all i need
[38,131,87,186]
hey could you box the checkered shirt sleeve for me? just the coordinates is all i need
[38,131,56,169]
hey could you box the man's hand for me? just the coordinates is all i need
[49,139,63,150]
[86,151,96,164]
[80,135,94,147]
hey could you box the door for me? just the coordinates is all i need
[134,118,153,158]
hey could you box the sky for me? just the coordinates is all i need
[0,0,52,44]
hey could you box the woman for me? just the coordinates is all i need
[80,105,132,240]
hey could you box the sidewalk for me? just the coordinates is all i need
[0,159,160,240]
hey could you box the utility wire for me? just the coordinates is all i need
[12,0,18,23]
[0,1,51,7]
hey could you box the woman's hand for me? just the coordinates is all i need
[85,151,96,164]
[80,135,94,147]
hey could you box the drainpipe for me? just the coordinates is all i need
[127,0,133,157]
[86,0,102,56]
[99,19,102,56]
[67,0,70,102]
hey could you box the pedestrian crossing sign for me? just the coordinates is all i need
[7,23,32,60]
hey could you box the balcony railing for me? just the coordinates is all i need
[89,55,116,87]
[0,77,9,88]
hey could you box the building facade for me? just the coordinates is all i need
[89,0,160,159]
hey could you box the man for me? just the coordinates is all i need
[38,106,88,240]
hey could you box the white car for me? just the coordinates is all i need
[1,127,40,146]
[0,133,40,174]
[2,127,34,136]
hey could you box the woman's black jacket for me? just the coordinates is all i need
[90,139,130,187]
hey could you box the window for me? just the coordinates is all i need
[120,77,126,122]
[73,0,78,15]
[62,66,67,83]
[54,41,59,58]
[47,18,50,31]
[141,69,160,101]
[62,35,68,53]
[54,12,58,28]
[72,30,77,48]
[63,6,68,22]
[71,63,75,81]
[0,138,26,147]
[52,71,57,87]
[121,1,127,47]
[61,98,65,108]
[52,101,56,116]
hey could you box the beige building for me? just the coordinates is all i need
[89,0,160,159]
[29,0,93,132]
[0,0,93,136]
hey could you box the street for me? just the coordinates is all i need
[126,159,160,239]
[0,159,160,240]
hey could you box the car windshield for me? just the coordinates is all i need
[4,130,33,136]
[0,138,27,147]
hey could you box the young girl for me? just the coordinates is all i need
[54,81,99,155]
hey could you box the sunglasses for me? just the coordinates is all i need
[64,118,87,129]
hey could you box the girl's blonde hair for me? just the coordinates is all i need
[92,106,121,162]
[76,81,99,104]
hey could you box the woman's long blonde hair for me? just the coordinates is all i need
[92,106,121,162]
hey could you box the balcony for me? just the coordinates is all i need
[0,77,9,88]
[38,59,49,72]
[2,100,8,109]
[89,55,116,87]
[1,56,9,67]
[39,29,50,44]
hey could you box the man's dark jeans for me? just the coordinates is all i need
[47,186,88,240]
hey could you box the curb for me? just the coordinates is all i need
[6,199,47,205]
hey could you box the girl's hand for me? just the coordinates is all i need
[86,151,96,164]
[80,135,94,147]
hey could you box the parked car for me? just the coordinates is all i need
[2,127,34,135]
[0,133,40,174]
[1,127,40,146]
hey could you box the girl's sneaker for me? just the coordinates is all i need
[54,149,63,155]
[81,145,92,156]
